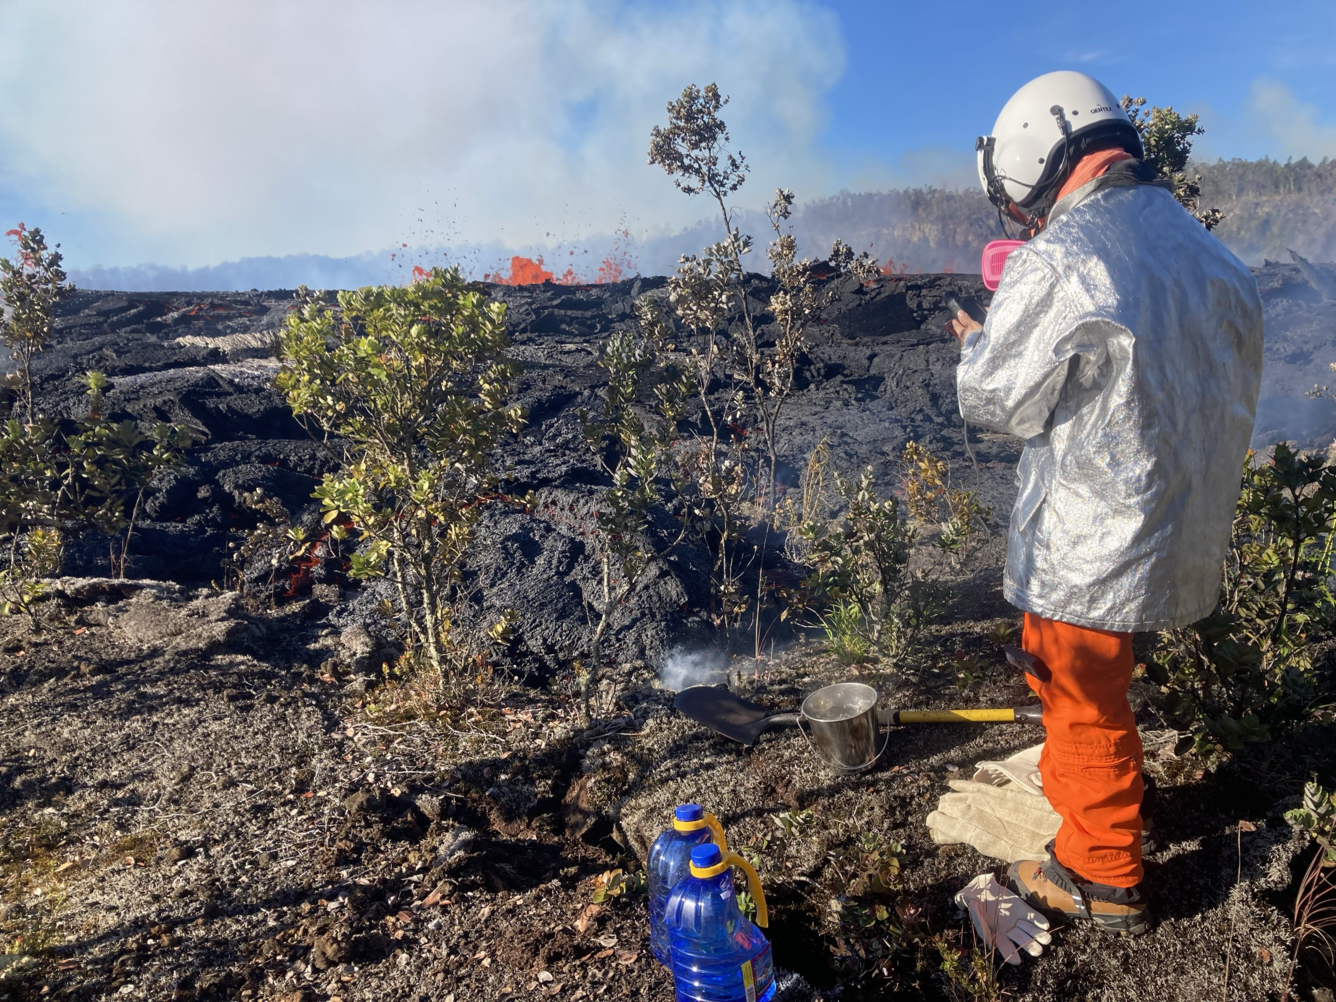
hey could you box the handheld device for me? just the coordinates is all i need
[948,295,987,325]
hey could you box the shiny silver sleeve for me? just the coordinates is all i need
[956,247,1081,440]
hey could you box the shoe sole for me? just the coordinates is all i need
[1090,910,1152,936]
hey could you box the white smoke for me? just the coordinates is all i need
[659,648,730,692]
[0,0,846,269]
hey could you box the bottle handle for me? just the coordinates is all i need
[704,812,728,852]
[721,851,768,928]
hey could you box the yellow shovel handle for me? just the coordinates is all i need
[896,708,1018,724]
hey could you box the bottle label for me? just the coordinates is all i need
[742,959,756,1002]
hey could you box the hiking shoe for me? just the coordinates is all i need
[1008,848,1152,936]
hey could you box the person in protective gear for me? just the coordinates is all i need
[949,70,1264,934]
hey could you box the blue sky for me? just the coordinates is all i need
[820,0,1336,172]
[0,0,1332,272]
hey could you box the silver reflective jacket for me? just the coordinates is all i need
[957,179,1263,632]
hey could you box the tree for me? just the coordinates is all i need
[276,267,525,676]
[0,224,72,425]
[648,83,877,635]
[1120,97,1223,230]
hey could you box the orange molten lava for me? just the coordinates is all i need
[595,227,637,284]
[486,228,638,287]
[486,255,555,285]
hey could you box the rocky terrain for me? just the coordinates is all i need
[0,262,1334,1001]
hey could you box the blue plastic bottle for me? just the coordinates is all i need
[647,804,728,966]
[664,843,775,1002]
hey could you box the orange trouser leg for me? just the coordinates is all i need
[1022,612,1144,888]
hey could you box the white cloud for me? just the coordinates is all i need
[0,0,844,266]
[1244,78,1336,161]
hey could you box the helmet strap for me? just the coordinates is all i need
[979,106,1072,241]
[1019,106,1073,236]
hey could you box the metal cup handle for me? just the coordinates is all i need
[796,711,891,774]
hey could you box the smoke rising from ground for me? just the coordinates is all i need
[659,649,730,692]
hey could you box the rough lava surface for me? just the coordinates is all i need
[0,264,1332,1001]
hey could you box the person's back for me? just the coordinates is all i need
[959,179,1263,631]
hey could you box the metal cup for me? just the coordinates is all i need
[799,682,886,773]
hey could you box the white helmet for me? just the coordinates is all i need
[977,70,1142,223]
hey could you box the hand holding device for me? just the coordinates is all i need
[946,295,988,342]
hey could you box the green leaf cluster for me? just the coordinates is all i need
[1286,781,1336,866]
[0,224,72,423]
[589,867,646,904]
[575,297,691,713]
[827,832,917,963]
[275,267,524,675]
[0,369,190,605]
[797,467,935,661]
[1149,444,1336,751]
[1120,96,1222,230]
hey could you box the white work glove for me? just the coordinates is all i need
[927,780,1060,863]
[953,874,1052,965]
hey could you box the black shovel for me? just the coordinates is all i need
[673,685,1043,747]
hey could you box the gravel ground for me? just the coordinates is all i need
[0,566,1330,1001]
[0,264,1333,1000]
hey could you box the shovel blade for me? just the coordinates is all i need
[673,685,795,746]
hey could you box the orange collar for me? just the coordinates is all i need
[1055,148,1134,204]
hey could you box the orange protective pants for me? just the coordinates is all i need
[1022,613,1144,888]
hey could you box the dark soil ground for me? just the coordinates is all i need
[1,265,1334,1001]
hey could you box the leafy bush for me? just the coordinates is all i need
[1148,445,1336,751]
[276,267,526,677]
[1,224,71,423]
[0,364,189,606]
[1283,781,1336,998]
[589,867,646,905]
[900,441,992,560]
[576,299,692,715]
[796,466,934,661]
[2,225,192,593]
[72,371,192,577]
[1120,96,1222,229]
[817,598,875,666]
[219,489,311,605]
[648,83,877,636]
[1286,781,1336,863]
[0,526,61,627]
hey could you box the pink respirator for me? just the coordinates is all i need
[981,239,1024,291]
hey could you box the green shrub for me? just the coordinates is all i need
[817,598,875,666]
[797,466,936,661]
[276,267,525,677]
[1120,96,1222,229]
[1149,444,1336,751]
[577,298,692,716]
[0,365,189,609]
[1,224,71,423]
[900,441,991,560]
[648,83,877,637]
[70,371,192,576]
[1286,781,1336,864]
[2,224,191,592]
